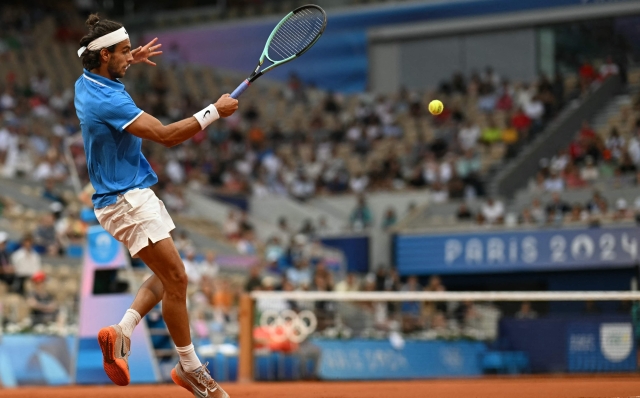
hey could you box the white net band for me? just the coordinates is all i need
[251,291,640,302]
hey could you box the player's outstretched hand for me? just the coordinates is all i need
[131,37,163,66]
[215,94,239,118]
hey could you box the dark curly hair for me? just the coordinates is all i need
[79,14,123,71]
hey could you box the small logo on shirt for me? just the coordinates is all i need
[204,110,211,118]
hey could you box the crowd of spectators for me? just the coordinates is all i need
[161,65,570,206]
[244,266,500,340]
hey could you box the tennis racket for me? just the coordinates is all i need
[230,4,327,99]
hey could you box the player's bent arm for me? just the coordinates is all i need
[125,112,202,148]
[126,94,238,148]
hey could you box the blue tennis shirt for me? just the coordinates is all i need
[74,69,158,209]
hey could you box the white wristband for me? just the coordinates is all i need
[193,104,219,130]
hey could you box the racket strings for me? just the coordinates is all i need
[268,7,325,61]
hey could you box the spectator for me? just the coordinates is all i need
[425,275,445,292]
[605,128,625,161]
[236,229,258,255]
[183,248,201,284]
[34,213,60,255]
[502,119,519,157]
[613,198,632,221]
[530,198,546,224]
[42,179,64,203]
[618,152,637,175]
[431,181,449,203]
[349,172,369,194]
[523,95,545,126]
[286,259,312,289]
[568,203,588,223]
[276,217,293,244]
[456,203,473,221]
[544,170,565,192]
[162,183,186,213]
[546,193,571,217]
[580,156,599,182]
[382,208,397,230]
[458,120,480,151]
[0,231,15,290]
[511,107,532,137]
[334,272,360,292]
[579,120,597,141]
[480,117,501,146]
[515,302,538,319]
[11,234,41,295]
[628,126,640,166]
[244,266,263,292]
[174,230,194,254]
[199,250,220,280]
[564,163,587,189]
[264,236,285,265]
[481,197,505,225]
[579,60,597,86]
[550,149,570,173]
[586,190,608,215]
[599,56,620,79]
[26,271,58,325]
[223,210,240,240]
[350,195,373,231]
[401,275,423,331]
[402,275,422,292]
[520,208,535,225]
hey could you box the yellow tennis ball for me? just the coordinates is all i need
[429,99,444,115]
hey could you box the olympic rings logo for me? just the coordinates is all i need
[259,309,318,343]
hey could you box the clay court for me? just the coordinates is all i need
[3,376,640,398]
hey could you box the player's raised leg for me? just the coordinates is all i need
[135,238,230,398]
[97,274,163,386]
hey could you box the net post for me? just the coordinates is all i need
[238,293,254,383]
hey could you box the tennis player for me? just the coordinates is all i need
[74,14,237,397]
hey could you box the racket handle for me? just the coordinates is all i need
[231,80,250,99]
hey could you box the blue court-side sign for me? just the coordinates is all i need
[396,227,640,275]
[313,339,486,380]
[567,321,636,372]
[86,226,121,265]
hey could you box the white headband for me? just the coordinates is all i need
[77,27,129,58]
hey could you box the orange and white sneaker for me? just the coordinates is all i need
[171,362,230,398]
[97,324,131,386]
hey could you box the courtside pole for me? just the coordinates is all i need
[238,294,254,383]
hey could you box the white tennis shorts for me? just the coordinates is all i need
[95,188,176,257]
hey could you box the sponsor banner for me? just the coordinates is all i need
[313,339,486,380]
[0,335,75,386]
[568,321,636,372]
[396,227,640,275]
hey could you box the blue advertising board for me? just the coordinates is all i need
[567,321,636,372]
[396,227,640,275]
[313,339,486,380]
[0,335,76,387]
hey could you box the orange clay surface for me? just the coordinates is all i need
[3,376,640,398]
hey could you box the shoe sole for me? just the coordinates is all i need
[171,368,194,394]
[98,327,130,386]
